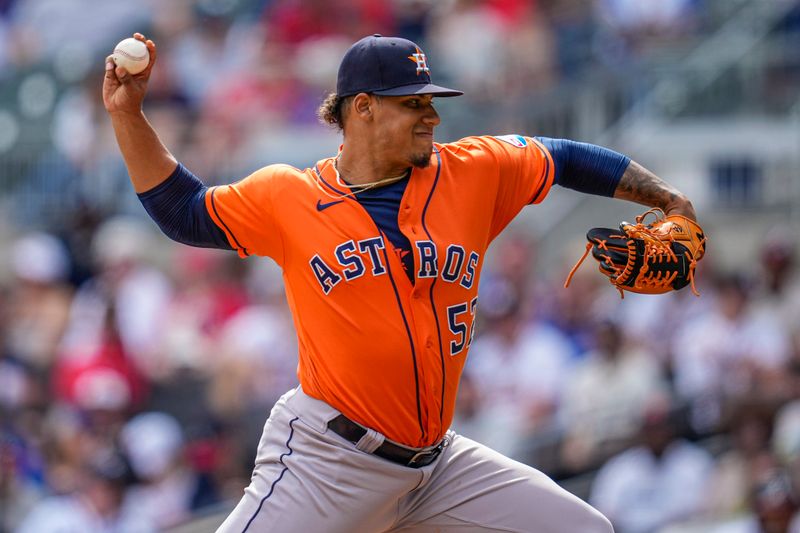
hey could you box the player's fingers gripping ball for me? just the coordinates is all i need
[112,37,150,75]
[564,208,707,298]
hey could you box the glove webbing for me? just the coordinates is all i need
[564,208,703,298]
[564,239,631,299]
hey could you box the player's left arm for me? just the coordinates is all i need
[612,160,697,221]
[538,137,696,220]
[548,138,706,295]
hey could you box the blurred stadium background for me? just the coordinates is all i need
[1,0,800,531]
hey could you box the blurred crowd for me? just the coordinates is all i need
[1,221,298,532]
[2,0,800,532]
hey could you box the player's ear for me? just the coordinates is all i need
[352,93,374,120]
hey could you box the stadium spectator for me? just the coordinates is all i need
[589,394,715,533]
[3,233,72,371]
[672,274,791,432]
[16,448,154,533]
[559,319,667,472]
[461,277,573,461]
[119,412,213,529]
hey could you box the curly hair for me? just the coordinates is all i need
[317,93,349,130]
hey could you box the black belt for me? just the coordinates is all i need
[327,414,445,468]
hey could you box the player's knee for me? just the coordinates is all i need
[563,499,614,533]
[583,507,614,533]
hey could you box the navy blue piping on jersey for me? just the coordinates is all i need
[136,163,234,251]
[420,147,447,435]
[314,162,351,198]
[379,244,426,442]
[242,416,299,533]
[529,141,551,204]
[535,137,630,197]
[209,188,249,256]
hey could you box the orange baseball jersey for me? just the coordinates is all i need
[206,135,554,447]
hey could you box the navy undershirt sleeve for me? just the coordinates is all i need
[535,137,630,197]
[137,163,233,250]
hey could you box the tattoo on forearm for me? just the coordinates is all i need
[615,161,680,210]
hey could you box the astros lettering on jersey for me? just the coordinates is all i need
[206,135,554,448]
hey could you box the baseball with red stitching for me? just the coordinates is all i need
[112,37,150,75]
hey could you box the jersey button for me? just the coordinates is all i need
[411,227,418,235]
[426,338,434,348]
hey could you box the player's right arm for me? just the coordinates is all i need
[102,34,282,259]
[102,34,228,250]
[102,33,176,193]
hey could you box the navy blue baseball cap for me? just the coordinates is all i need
[336,34,463,98]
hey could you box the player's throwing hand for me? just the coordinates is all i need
[102,33,157,115]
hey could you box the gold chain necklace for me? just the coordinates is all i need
[334,157,409,194]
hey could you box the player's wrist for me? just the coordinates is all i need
[664,196,696,221]
[108,107,147,121]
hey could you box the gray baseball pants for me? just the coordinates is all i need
[217,387,613,532]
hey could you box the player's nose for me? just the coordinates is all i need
[421,105,440,127]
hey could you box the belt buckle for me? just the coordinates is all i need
[406,439,446,468]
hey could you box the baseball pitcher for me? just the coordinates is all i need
[103,33,705,532]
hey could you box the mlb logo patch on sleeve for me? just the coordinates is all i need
[494,134,528,148]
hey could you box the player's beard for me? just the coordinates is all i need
[410,149,432,168]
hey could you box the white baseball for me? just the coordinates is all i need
[112,38,150,75]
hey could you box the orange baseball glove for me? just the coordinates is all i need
[565,208,706,298]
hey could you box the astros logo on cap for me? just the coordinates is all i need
[408,48,430,75]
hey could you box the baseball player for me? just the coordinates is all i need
[104,33,700,532]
